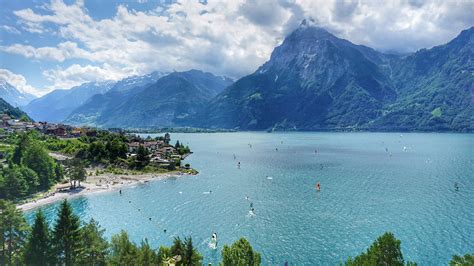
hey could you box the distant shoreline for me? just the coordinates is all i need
[18,171,190,212]
[126,129,472,134]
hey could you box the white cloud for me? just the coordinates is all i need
[0,25,21,35]
[0,42,94,62]
[3,0,473,93]
[43,63,136,90]
[295,0,474,52]
[0,69,41,96]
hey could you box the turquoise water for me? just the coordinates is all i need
[25,133,473,265]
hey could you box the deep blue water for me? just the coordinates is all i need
[25,133,473,265]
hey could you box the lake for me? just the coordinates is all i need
[25,132,474,265]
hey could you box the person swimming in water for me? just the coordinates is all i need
[237,162,241,169]
[316,182,321,191]
[454,182,459,191]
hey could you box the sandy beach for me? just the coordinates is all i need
[18,171,185,212]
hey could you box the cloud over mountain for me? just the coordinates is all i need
[1,0,472,94]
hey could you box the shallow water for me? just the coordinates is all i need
[25,132,474,265]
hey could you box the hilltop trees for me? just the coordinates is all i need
[344,232,418,266]
[221,237,261,266]
[450,254,474,265]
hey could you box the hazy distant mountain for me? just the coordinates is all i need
[0,97,30,119]
[23,81,116,123]
[0,80,36,107]
[64,71,167,126]
[195,22,473,132]
[65,70,233,128]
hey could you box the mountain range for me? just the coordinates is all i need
[64,70,232,128]
[195,22,473,132]
[23,81,116,123]
[21,22,473,132]
[0,80,36,107]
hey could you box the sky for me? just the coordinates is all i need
[0,0,473,96]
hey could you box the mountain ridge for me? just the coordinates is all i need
[0,80,37,107]
[64,70,233,128]
[23,81,116,122]
[193,24,473,132]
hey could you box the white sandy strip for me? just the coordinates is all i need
[18,172,184,212]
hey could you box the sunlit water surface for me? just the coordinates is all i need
[25,132,474,265]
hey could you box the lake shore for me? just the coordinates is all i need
[18,171,188,212]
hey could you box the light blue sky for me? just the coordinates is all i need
[0,0,472,96]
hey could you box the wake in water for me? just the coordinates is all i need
[208,233,218,249]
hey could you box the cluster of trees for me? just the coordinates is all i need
[1,198,472,265]
[343,232,473,266]
[77,133,128,165]
[344,232,415,265]
[129,145,150,170]
[0,133,62,200]
[174,141,191,156]
[0,199,261,266]
[45,137,88,155]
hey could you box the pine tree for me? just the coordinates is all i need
[138,239,158,266]
[3,166,29,199]
[52,200,81,266]
[170,236,184,258]
[108,230,139,265]
[77,219,108,266]
[0,200,29,265]
[24,210,52,265]
[183,236,202,265]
